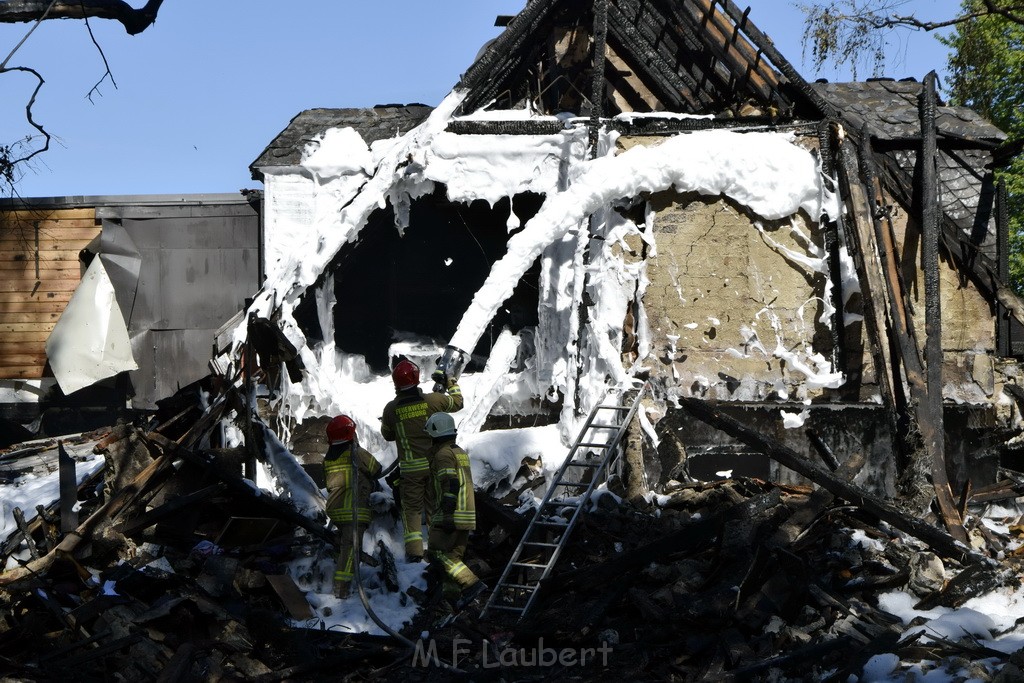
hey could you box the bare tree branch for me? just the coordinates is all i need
[0,66,51,186]
[800,0,1024,74]
[0,0,165,36]
[80,1,118,102]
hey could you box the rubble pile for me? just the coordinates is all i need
[2,385,1024,681]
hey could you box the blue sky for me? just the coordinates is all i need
[0,0,955,198]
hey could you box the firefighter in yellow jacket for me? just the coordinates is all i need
[380,358,463,562]
[423,412,487,610]
[324,414,382,599]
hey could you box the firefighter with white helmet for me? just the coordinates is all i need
[323,414,382,599]
[423,412,487,612]
[380,358,463,562]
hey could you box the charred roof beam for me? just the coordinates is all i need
[458,0,563,114]
[606,3,704,110]
[666,0,780,108]
[612,0,719,109]
[713,0,837,119]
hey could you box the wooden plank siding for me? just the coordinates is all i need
[0,207,100,379]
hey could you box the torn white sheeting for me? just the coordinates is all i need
[45,258,138,395]
[449,129,837,357]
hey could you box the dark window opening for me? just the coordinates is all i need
[325,188,544,373]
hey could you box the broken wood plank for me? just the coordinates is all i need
[11,507,39,560]
[57,441,78,534]
[770,450,866,547]
[265,574,314,620]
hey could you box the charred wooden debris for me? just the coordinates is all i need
[0,381,1023,681]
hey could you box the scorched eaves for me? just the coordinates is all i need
[249,105,434,181]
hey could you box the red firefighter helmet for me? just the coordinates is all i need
[326,415,356,444]
[391,359,420,390]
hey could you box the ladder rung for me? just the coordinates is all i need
[565,461,602,468]
[588,423,623,429]
[512,561,551,568]
[499,583,538,590]
[534,520,568,527]
[489,605,526,612]
[596,405,632,411]
[554,479,589,487]
[522,541,559,548]
[577,442,611,448]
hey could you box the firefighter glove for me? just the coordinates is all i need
[431,370,447,384]
[441,495,457,515]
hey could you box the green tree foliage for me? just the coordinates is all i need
[801,0,1024,291]
[941,2,1024,292]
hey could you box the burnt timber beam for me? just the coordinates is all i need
[875,150,1024,332]
[834,130,903,463]
[674,0,777,105]
[677,396,984,565]
[615,0,738,106]
[714,0,838,118]
[816,120,847,374]
[920,72,962,541]
[457,0,560,109]
[588,0,609,157]
[859,126,965,541]
[445,117,817,136]
[607,2,705,110]
[997,179,1010,357]
[57,441,78,533]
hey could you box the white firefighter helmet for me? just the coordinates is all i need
[424,412,457,438]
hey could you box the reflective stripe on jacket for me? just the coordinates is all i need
[429,441,475,530]
[380,384,463,475]
[324,443,382,524]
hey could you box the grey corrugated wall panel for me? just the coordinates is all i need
[129,329,223,408]
[132,246,257,329]
[100,202,259,409]
[118,216,257,250]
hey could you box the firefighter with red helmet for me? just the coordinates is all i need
[324,414,382,599]
[380,358,463,562]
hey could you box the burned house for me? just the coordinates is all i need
[5,1,1024,680]
[237,0,1021,511]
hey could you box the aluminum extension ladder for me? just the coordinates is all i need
[480,383,648,621]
